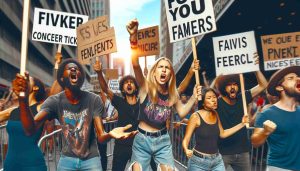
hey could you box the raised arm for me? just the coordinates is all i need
[127,19,146,94]
[12,73,48,135]
[177,59,199,94]
[218,114,247,138]
[93,60,114,100]
[175,85,201,118]
[250,53,268,97]
[182,113,199,158]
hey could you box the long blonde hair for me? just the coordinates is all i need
[146,57,178,105]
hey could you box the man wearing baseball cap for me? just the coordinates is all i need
[251,66,300,171]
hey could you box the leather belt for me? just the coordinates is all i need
[138,127,167,137]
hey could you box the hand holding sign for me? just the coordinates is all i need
[126,19,139,47]
[253,52,259,65]
[93,59,103,73]
[12,72,30,100]
[192,59,200,71]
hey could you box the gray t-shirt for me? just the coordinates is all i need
[41,91,104,159]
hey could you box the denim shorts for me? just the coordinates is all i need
[57,155,102,171]
[188,153,225,171]
[129,132,175,170]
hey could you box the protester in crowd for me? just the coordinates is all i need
[12,58,137,171]
[183,88,248,171]
[212,53,268,171]
[96,90,118,171]
[1,77,47,170]
[251,66,300,171]
[127,19,201,171]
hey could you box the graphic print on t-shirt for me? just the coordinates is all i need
[144,97,171,124]
[61,108,91,157]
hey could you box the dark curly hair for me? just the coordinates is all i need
[32,77,46,103]
[56,58,85,88]
[119,75,139,97]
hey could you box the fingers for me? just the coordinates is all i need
[193,59,200,71]
[12,74,28,97]
[123,124,133,131]
[253,52,259,65]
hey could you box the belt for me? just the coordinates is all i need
[138,127,167,137]
[193,150,219,159]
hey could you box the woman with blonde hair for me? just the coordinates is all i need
[127,19,201,171]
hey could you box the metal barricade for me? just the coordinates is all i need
[170,123,267,171]
[0,123,8,171]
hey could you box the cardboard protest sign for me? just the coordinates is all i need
[104,69,119,80]
[32,8,88,46]
[77,16,117,64]
[108,80,120,93]
[261,32,300,71]
[164,0,217,42]
[137,26,160,57]
[213,31,259,76]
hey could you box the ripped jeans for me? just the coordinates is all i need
[129,132,174,171]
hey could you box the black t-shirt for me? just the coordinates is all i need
[111,95,139,146]
[41,91,104,159]
[217,90,252,155]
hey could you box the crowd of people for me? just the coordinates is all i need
[0,19,299,171]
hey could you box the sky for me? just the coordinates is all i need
[110,0,161,74]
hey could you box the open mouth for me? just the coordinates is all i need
[127,85,132,91]
[160,74,166,81]
[70,72,78,83]
[297,80,300,89]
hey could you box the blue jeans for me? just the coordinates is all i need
[188,153,225,171]
[130,132,174,171]
[222,152,250,171]
[57,155,102,171]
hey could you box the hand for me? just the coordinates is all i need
[263,120,276,135]
[191,59,200,71]
[12,72,30,99]
[253,52,259,65]
[55,52,62,65]
[184,149,193,158]
[173,122,181,129]
[202,71,206,76]
[93,59,102,73]
[241,115,249,124]
[193,84,202,100]
[109,124,138,140]
[144,67,148,77]
[126,19,139,46]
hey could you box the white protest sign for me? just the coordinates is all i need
[77,16,117,64]
[108,80,120,93]
[261,31,300,71]
[32,8,88,46]
[164,0,217,42]
[213,31,259,76]
[137,26,160,57]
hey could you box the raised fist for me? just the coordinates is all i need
[263,120,277,135]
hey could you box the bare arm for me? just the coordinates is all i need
[94,116,137,143]
[251,120,276,147]
[250,53,268,97]
[182,113,199,158]
[0,106,17,122]
[218,114,246,138]
[178,59,199,94]
[175,85,200,118]
[93,60,114,100]
[202,71,210,88]
[13,73,48,135]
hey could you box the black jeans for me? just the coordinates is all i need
[97,142,107,171]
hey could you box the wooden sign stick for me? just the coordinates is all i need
[191,37,201,101]
[239,74,249,128]
[19,0,31,96]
